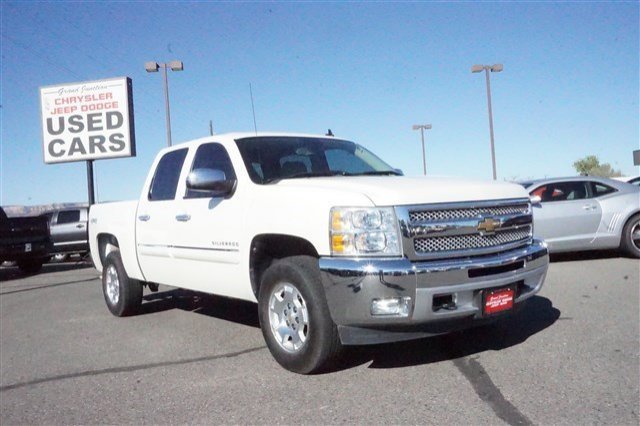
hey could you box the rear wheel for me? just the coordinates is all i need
[102,250,142,316]
[620,214,640,258]
[258,256,342,374]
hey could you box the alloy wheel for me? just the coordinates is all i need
[105,264,120,305]
[268,283,309,353]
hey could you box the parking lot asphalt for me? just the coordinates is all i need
[1,254,638,425]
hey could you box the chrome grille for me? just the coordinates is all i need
[409,204,529,223]
[396,199,533,260]
[414,226,532,254]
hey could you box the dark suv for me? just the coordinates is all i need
[0,206,51,273]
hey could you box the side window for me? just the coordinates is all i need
[534,182,588,202]
[186,143,236,199]
[533,184,564,202]
[58,210,80,224]
[148,149,188,201]
[530,186,546,199]
[563,182,589,200]
[591,182,617,197]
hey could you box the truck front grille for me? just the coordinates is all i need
[409,204,529,222]
[414,226,532,254]
[396,199,533,260]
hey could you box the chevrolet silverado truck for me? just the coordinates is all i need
[89,133,549,374]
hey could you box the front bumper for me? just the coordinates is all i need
[319,239,549,345]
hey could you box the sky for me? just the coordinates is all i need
[1,1,638,207]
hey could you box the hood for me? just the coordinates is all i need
[276,175,529,206]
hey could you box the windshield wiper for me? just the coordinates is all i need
[262,171,336,184]
[286,171,337,179]
[261,170,398,184]
[357,170,402,176]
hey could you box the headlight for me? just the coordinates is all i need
[330,207,401,256]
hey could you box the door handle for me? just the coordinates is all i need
[175,214,191,222]
[76,224,85,228]
[138,214,150,222]
[582,205,596,211]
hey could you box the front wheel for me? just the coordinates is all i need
[102,250,142,316]
[258,256,342,374]
[620,214,640,258]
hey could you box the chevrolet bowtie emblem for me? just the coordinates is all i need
[477,217,500,235]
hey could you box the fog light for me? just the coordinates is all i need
[371,297,411,317]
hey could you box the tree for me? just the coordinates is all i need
[573,155,622,178]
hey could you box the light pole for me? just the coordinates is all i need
[472,63,503,180]
[145,60,184,147]
[412,124,432,175]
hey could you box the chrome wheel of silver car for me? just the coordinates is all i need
[631,222,640,251]
[620,214,640,259]
[105,264,120,305]
[268,282,309,353]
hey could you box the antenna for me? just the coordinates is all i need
[249,83,258,135]
[209,120,214,136]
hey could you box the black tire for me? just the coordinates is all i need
[102,250,142,317]
[620,213,640,258]
[17,259,44,274]
[258,256,342,374]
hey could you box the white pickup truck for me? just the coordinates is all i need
[89,132,549,374]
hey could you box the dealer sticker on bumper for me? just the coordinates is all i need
[483,287,514,315]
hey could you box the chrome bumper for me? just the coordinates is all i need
[319,239,549,345]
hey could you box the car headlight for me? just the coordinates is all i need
[330,207,401,256]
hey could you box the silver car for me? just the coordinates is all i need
[520,177,640,257]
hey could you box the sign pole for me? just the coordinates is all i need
[87,160,95,206]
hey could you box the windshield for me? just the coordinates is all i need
[235,136,399,184]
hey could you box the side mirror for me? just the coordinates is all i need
[186,168,236,198]
[530,195,542,206]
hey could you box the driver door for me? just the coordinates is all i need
[531,180,602,251]
[168,142,249,300]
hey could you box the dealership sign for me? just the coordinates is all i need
[40,77,135,164]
